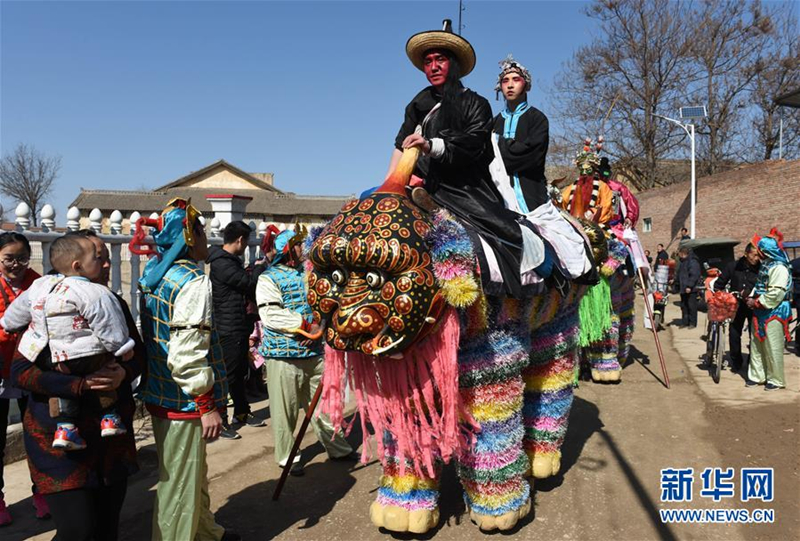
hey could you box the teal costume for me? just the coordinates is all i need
[258,264,321,360]
[748,236,793,388]
[141,260,227,412]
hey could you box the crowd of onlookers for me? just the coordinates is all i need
[0,216,354,540]
[648,230,798,390]
[1,216,797,539]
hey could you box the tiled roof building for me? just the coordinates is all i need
[70,159,353,232]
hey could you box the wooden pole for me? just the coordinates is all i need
[637,268,670,389]
[272,379,325,501]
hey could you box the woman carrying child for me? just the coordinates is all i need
[11,230,144,541]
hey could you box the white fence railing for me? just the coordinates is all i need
[6,202,320,321]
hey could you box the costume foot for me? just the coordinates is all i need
[591,369,621,383]
[370,502,439,534]
[468,498,531,532]
[532,453,561,479]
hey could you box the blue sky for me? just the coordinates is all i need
[1,0,595,221]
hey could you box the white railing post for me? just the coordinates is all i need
[257,221,268,261]
[39,204,56,273]
[109,210,123,295]
[129,212,142,321]
[197,216,207,273]
[66,207,81,232]
[247,221,257,265]
[15,203,31,232]
[40,204,56,233]
[210,217,221,238]
[89,208,103,233]
[129,211,141,236]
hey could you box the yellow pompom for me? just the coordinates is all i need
[441,275,480,308]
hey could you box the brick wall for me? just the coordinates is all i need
[637,159,800,257]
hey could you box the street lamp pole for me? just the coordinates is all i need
[653,113,699,239]
[690,122,696,239]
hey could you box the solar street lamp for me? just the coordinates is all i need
[654,106,707,239]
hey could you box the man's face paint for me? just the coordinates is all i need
[423,50,450,88]
[501,73,526,102]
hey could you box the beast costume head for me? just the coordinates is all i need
[307,150,446,357]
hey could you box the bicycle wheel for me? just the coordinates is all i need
[653,312,662,330]
[714,323,727,384]
[705,322,717,362]
[708,323,719,382]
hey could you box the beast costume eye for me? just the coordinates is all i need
[331,269,347,286]
[365,271,384,289]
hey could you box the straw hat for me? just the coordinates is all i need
[406,19,476,77]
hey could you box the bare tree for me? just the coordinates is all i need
[686,0,774,176]
[0,143,61,226]
[747,6,800,161]
[550,0,696,190]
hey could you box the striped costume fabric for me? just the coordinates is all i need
[457,300,530,517]
[375,433,441,512]
[584,269,635,373]
[612,271,636,363]
[523,294,580,468]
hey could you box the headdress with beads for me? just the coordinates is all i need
[495,54,532,100]
[574,136,604,174]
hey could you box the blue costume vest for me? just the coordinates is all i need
[141,260,227,412]
[258,264,321,359]
[752,260,793,341]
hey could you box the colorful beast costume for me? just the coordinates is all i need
[312,141,592,534]
[561,143,637,382]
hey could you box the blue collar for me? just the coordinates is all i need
[500,101,530,138]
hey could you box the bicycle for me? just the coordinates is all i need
[704,288,739,384]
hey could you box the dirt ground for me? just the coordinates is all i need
[4,296,799,541]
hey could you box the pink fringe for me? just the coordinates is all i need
[320,308,474,478]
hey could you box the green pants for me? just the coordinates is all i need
[151,416,225,541]
[748,320,786,388]
[265,355,353,466]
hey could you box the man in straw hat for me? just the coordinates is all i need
[387,19,527,298]
[131,199,238,541]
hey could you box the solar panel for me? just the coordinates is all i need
[680,106,707,119]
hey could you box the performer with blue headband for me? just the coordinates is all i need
[130,198,234,540]
[745,228,793,390]
[255,228,355,477]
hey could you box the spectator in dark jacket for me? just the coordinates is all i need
[207,221,266,438]
[677,247,701,328]
[656,244,669,264]
[714,244,761,372]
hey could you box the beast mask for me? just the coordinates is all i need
[307,149,446,356]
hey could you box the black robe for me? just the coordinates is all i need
[395,85,524,298]
[492,106,550,210]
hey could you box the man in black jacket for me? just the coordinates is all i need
[656,244,669,264]
[207,221,265,437]
[677,247,701,328]
[714,244,761,372]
